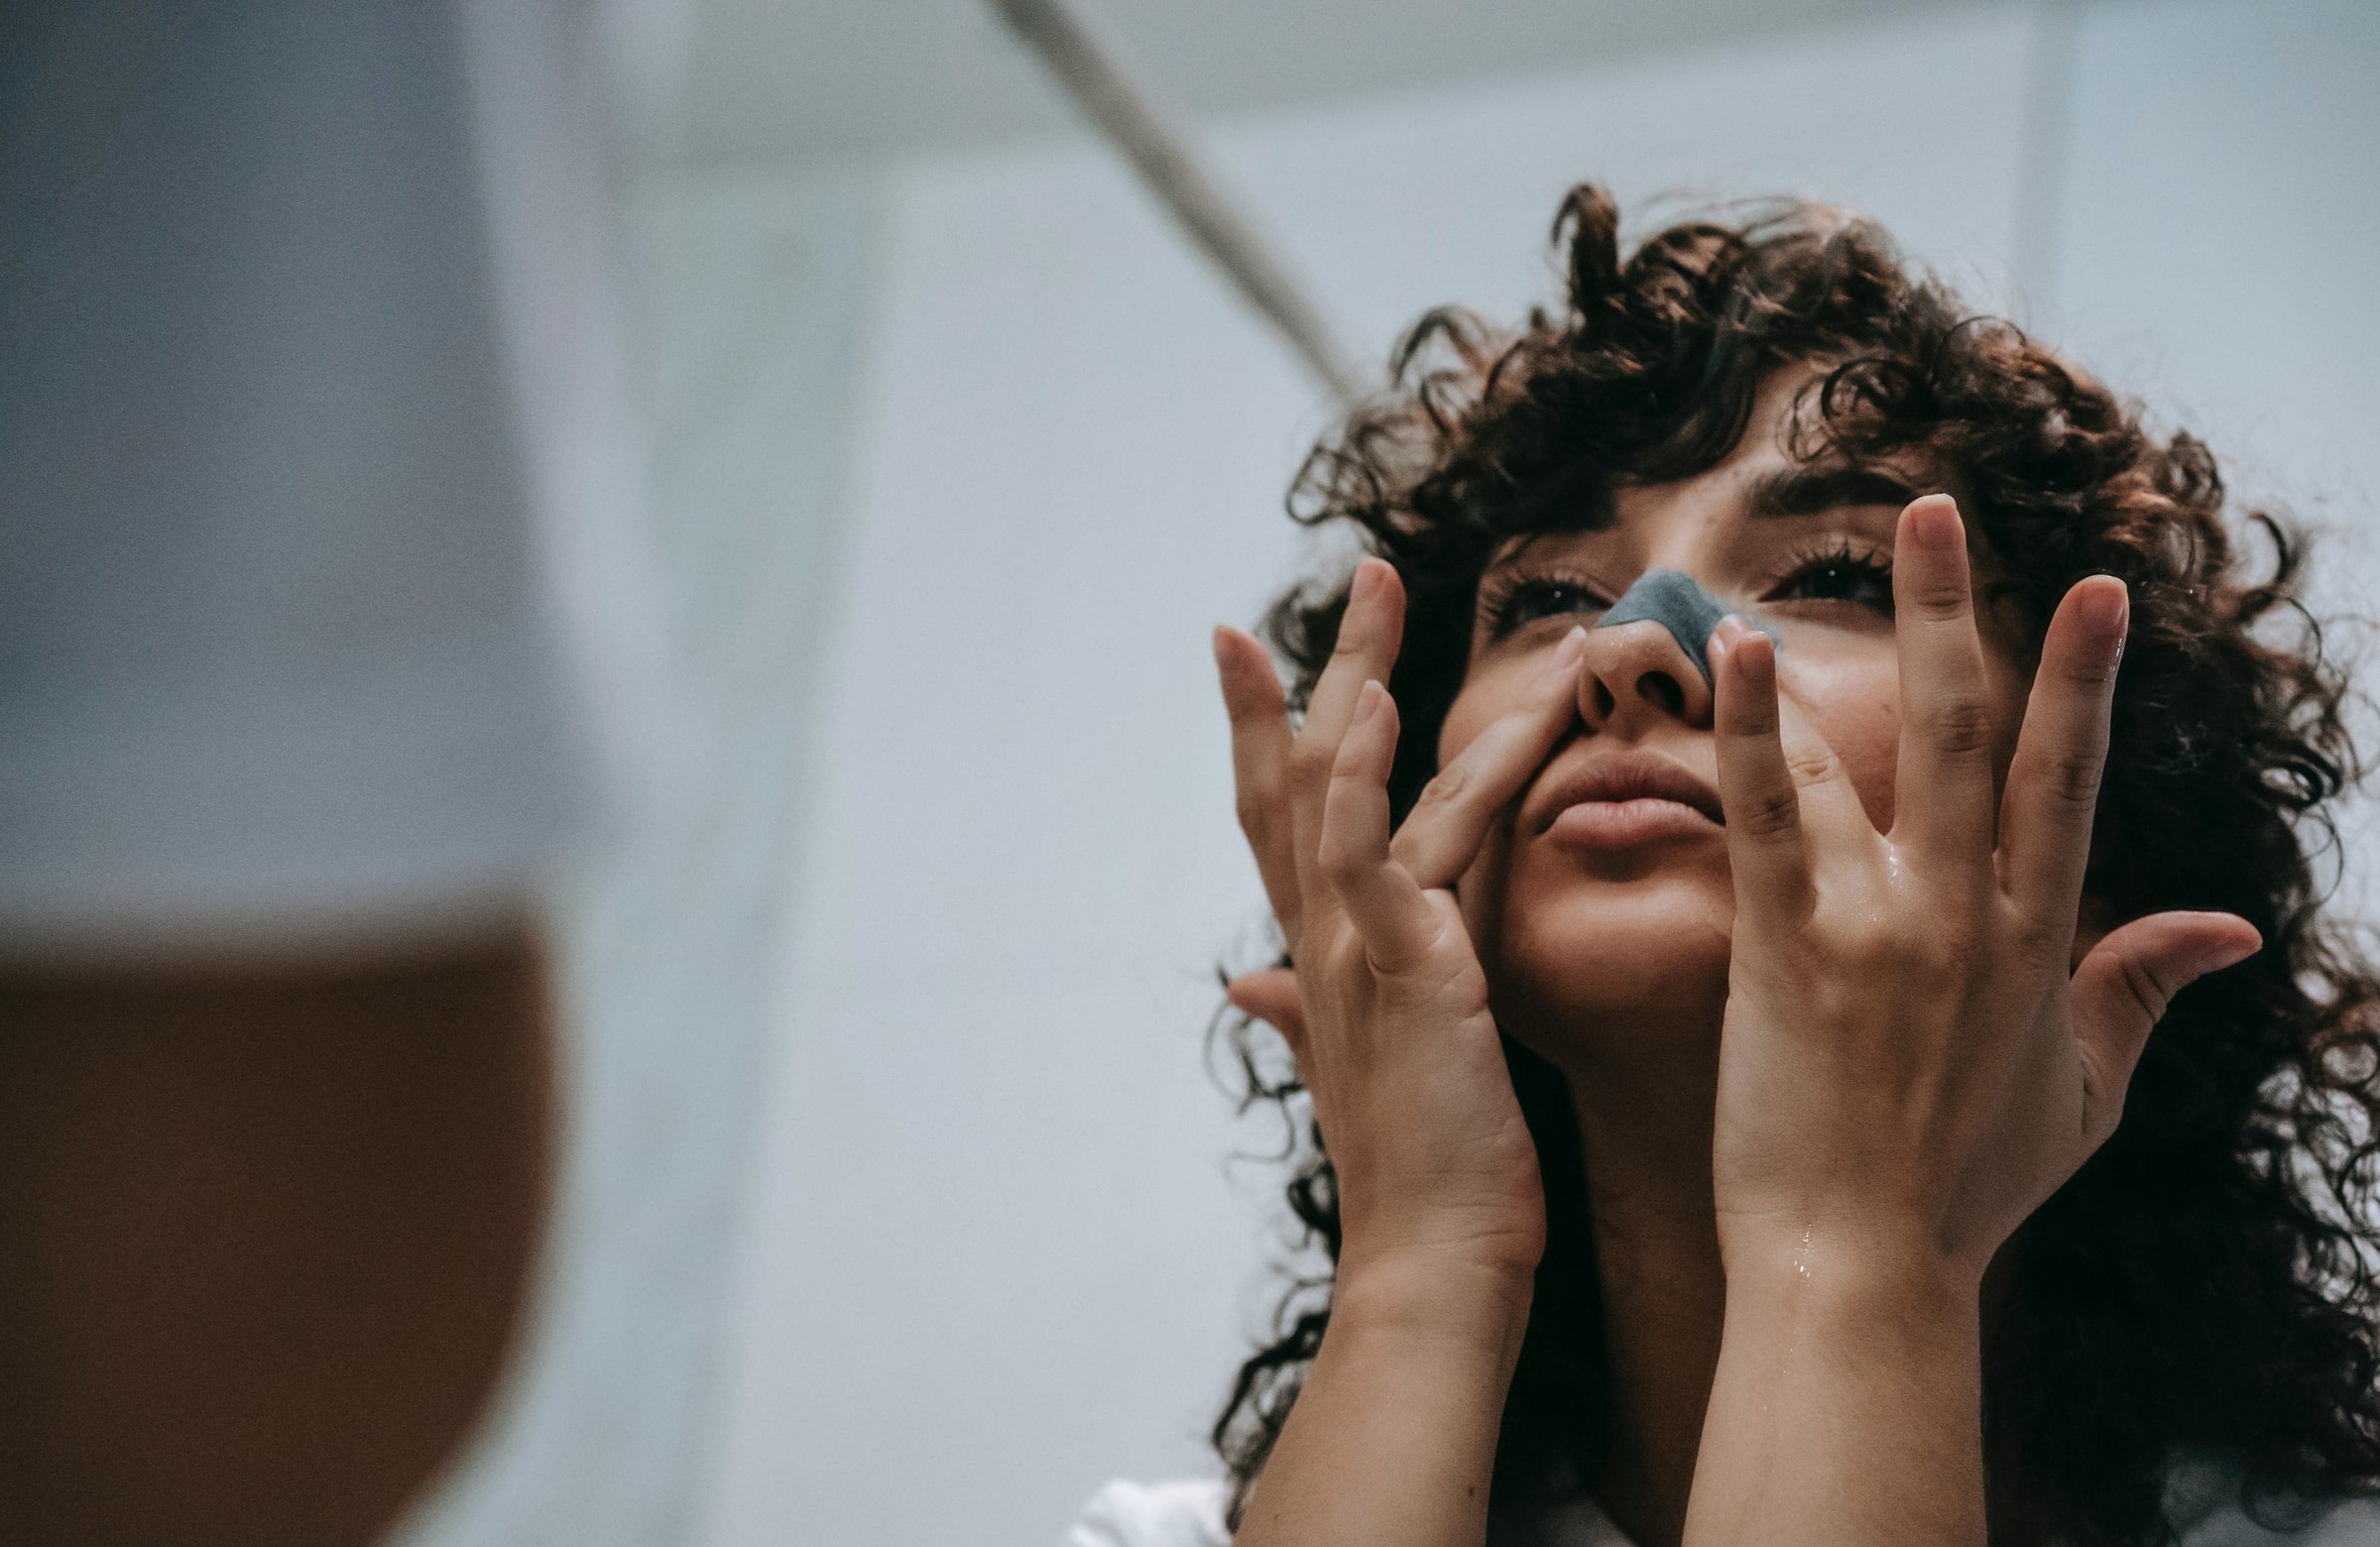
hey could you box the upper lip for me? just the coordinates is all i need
[1525,748,1726,834]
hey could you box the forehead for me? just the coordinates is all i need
[1485,367,1945,567]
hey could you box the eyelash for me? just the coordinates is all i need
[1771,540,1896,618]
[1476,567,1608,638]
[1478,543,1896,638]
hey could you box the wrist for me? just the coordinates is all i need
[1720,1216,1984,1308]
[1696,1234,1989,1547]
[1332,1247,1537,1371]
[1720,1227,1982,1359]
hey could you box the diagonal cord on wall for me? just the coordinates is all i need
[989,0,1367,407]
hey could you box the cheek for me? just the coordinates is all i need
[1787,653,1902,832]
[1435,660,1531,766]
[1784,649,2031,835]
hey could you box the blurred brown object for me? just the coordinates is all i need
[0,930,553,1547]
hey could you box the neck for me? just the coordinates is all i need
[1558,1026,1728,1547]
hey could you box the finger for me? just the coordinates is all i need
[1890,494,2000,871]
[1318,681,1439,972]
[2069,911,2260,1144]
[1215,625,1304,938]
[1392,626,1586,890]
[1289,558,1407,915]
[1998,576,2128,927]
[1225,967,1307,1047]
[1710,623,1814,917]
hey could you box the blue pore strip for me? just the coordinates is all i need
[1595,568,1778,684]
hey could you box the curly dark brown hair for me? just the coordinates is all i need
[1208,186,2380,1547]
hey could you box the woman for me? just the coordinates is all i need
[1066,188,2380,1547]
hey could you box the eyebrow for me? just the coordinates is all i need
[1744,464,1930,520]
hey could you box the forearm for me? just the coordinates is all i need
[1235,1254,1532,1547]
[1682,1246,1985,1547]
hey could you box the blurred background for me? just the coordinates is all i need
[6,2,2377,1545]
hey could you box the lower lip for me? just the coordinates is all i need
[1544,798,1721,848]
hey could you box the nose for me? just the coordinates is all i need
[1576,618,1715,734]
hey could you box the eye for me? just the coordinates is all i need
[1481,575,1609,638]
[1768,544,1894,617]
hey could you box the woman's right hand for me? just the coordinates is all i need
[1214,556,1586,1290]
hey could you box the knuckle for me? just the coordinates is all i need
[2117,947,2173,1024]
[1924,695,1996,758]
[1326,753,1373,789]
[1320,932,1368,983]
[2043,747,2105,812]
[1316,829,1362,888]
[1414,761,1473,810]
[1829,919,1893,971]
[1735,784,1802,842]
[2058,654,2115,691]
[1288,740,1336,792]
[1912,582,1972,621]
[1921,922,1986,978]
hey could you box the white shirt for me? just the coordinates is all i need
[0,0,631,961]
[1064,1455,2380,1546]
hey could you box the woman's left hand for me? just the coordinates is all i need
[1703,492,2260,1292]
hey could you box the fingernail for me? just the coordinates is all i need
[2086,578,2130,665]
[1705,616,1741,673]
[1555,625,1588,666]
[1911,496,1963,553]
[1355,679,1386,722]
[1733,628,1776,685]
[1351,559,1382,602]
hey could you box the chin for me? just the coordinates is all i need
[1486,869,1732,1071]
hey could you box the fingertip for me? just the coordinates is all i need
[1536,627,1589,700]
[2068,573,2130,642]
[1706,615,1747,677]
[1903,493,1964,555]
[1213,627,1250,705]
[2194,914,2263,974]
[1729,626,1777,692]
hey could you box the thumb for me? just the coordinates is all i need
[2070,910,2260,1143]
[1227,967,1306,1048]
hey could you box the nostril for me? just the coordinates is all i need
[1638,671,1685,716]
[1593,679,1617,720]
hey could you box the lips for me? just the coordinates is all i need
[1526,749,1726,835]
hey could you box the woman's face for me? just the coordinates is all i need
[1436,368,2034,1069]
